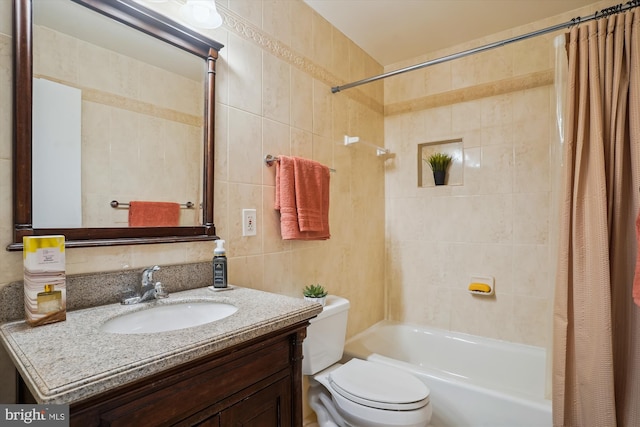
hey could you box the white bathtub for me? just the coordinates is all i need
[342,321,551,427]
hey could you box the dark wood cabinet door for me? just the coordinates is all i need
[20,324,309,427]
[220,377,291,427]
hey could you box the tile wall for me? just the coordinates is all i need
[0,0,386,413]
[383,0,621,347]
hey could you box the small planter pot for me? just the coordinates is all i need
[433,170,446,186]
[304,296,326,306]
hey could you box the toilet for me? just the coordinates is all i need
[303,296,432,427]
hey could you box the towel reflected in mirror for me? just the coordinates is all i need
[128,201,180,227]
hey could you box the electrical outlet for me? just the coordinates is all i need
[242,209,257,236]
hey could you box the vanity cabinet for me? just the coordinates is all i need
[33,323,307,427]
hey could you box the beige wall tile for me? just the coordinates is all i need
[513,35,553,76]
[313,81,333,138]
[511,295,550,347]
[348,41,365,82]
[479,144,514,194]
[291,67,313,132]
[514,136,550,193]
[228,108,262,184]
[262,251,294,296]
[215,104,230,181]
[227,33,262,115]
[263,0,292,46]
[451,100,482,134]
[331,29,351,83]
[291,127,313,159]
[262,118,291,185]
[0,1,11,37]
[228,254,265,290]
[263,52,291,124]
[424,62,452,96]
[290,0,313,56]
[513,192,549,244]
[228,0,262,28]
[34,26,78,84]
[311,12,333,67]
[0,36,10,160]
[214,180,229,243]
[382,0,587,345]
[0,159,11,226]
[262,186,290,254]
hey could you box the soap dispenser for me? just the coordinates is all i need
[213,240,227,288]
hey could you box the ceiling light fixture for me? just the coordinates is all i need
[180,0,223,29]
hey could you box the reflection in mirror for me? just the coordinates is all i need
[9,0,223,249]
[32,0,204,228]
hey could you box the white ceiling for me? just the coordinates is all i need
[304,0,597,66]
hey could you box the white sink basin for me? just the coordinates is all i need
[101,301,238,334]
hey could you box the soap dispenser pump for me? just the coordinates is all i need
[213,240,227,288]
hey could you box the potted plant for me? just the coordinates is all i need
[426,152,452,185]
[303,284,328,306]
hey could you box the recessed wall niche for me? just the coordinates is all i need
[418,139,464,187]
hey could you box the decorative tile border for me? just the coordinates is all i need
[385,69,554,116]
[218,6,384,115]
[218,6,555,118]
[31,7,555,122]
[34,74,202,127]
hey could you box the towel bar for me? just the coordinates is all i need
[110,200,195,209]
[264,154,336,173]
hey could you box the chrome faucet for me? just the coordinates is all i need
[121,265,169,305]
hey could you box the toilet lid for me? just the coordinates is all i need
[329,359,430,411]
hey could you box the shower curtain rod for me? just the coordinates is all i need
[331,0,640,93]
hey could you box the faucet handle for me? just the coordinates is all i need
[154,282,169,299]
[142,265,160,284]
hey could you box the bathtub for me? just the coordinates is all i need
[342,321,551,427]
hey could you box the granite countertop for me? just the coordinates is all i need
[0,286,322,405]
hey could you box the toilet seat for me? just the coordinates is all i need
[328,359,430,411]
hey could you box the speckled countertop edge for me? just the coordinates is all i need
[0,286,322,405]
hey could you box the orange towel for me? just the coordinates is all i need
[275,156,330,240]
[128,201,180,227]
[634,209,640,307]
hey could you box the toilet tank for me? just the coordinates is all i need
[302,295,350,375]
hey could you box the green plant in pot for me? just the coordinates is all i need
[303,284,328,306]
[426,152,452,186]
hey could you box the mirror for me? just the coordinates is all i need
[9,0,223,250]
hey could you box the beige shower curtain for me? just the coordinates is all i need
[553,9,640,427]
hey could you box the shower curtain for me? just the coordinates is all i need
[553,9,640,427]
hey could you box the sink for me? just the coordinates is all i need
[101,301,238,334]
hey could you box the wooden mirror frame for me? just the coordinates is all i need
[9,0,223,250]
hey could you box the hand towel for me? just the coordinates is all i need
[293,156,329,232]
[275,156,330,240]
[128,201,180,227]
[634,209,640,307]
[275,156,300,237]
